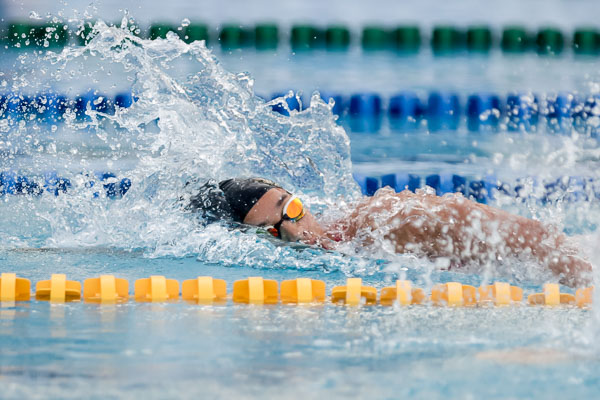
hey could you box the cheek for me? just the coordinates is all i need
[280,222,302,239]
[281,218,315,240]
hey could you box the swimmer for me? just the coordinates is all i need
[189,177,593,287]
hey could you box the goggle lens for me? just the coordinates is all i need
[284,197,304,221]
[267,196,305,238]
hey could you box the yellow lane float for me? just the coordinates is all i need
[134,276,179,302]
[431,282,477,306]
[0,273,31,302]
[331,278,377,305]
[527,283,575,306]
[182,276,227,304]
[280,278,326,303]
[233,277,278,304]
[36,274,81,302]
[478,282,523,306]
[0,271,593,308]
[380,280,425,306]
[575,286,594,308]
[83,275,129,303]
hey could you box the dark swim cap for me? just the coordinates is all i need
[219,178,281,222]
[188,178,281,223]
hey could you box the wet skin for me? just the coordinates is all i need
[243,188,331,246]
[243,187,592,287]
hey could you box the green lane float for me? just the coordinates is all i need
[391,25,421,52]
[219,24,253,49]
[134,276,179,302]
[35,274,81,303]
[573,28,599,55]
[75,22,95,46]
[331,278,377,306]
[233,277,278,304]
[501,26,530,53]
[0,273,595,308]
[255,23,279,50]
[6,22,68,49]
[83,275,129,303]
[536,27,564,55]
[7,23,33,48]
[183,24,209,45]
[432,26,464,54]
[362,26,389,51]
[325,25,351,50]
[182,276,227,303]
[149,23,178,40]
[291,24,323,51]
[112,20,142,37]
[280,278,326,303]
[44,23,69,48]
[0,273,30,302]
[467,26,493,52]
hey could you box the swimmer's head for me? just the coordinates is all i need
[189,177,328,246]
[188,177,280,223]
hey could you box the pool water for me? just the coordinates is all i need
[2,2,600,399]
[1,252,598,399]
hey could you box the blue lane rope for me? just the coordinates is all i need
[1,91,599,133]
[0,172,130,198]
[353,173,597,203]
[0,171,597,204]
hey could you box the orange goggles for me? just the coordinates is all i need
[267,195,305,237]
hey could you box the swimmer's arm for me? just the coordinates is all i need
[433,196,592,287]
[339,190,592,287]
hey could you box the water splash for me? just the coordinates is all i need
[0,21,373,274]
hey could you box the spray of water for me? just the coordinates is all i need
[0,20,377,274]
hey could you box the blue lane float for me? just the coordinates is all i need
[545,92,574,131]
[388,91,423,130]
[0,95,31,121]
[574,94,600,135]
[426,92,461,131]
[318,92,345,115]
[2,170,599,205]
[353,173,600,204]
[35,94,69,123]
[466,93,501,131]
[75,91,114,120]
[349,93,383,118]
[270,92,303,116]
[381,173,421,193]
[114,92,134,109]
[506,93,539,132]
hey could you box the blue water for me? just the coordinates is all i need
[1,252,597,399]
[1,3,600,399]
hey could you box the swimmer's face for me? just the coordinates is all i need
[243,188,326,245]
